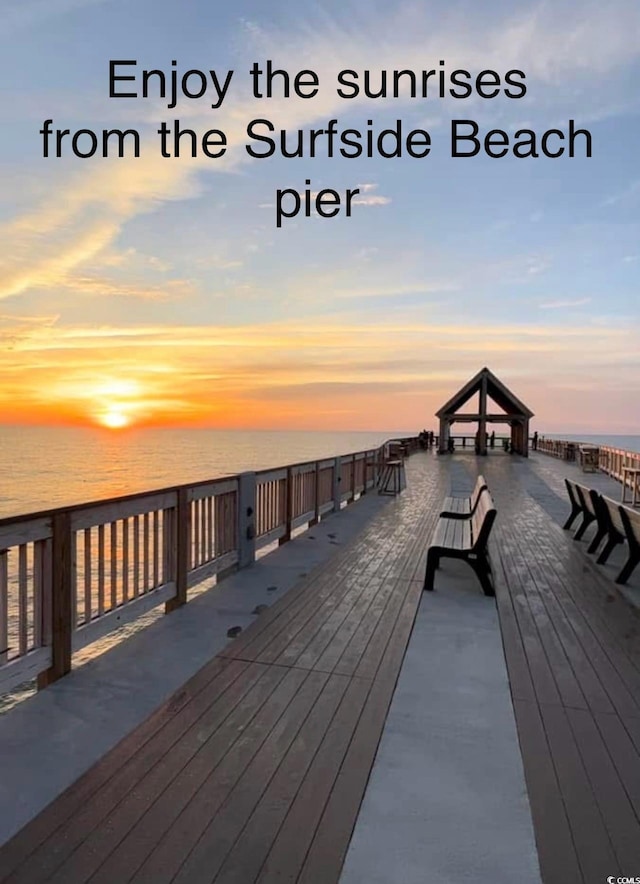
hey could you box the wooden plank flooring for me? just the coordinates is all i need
[0,458,446,884]
[2,451,640,884]
[484,455,640,884]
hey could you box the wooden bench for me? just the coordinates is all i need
[440,475,487,519]
[563,479,597,540]
[566,488,640,585]
[591,493,626,563]
[617,504,640,584]
[424,489,497,597]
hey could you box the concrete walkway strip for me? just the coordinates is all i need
[340,562,542,884]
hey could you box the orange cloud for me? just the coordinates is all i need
[1,315,638,432]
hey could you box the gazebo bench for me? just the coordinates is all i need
[424,489,497,597]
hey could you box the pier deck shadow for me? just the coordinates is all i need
[1,451,640,883]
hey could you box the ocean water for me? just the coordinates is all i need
[0,426,410,519]
[1,426,638,520]
[546,433,640,452]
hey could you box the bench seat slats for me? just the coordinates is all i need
[432,517,470,550]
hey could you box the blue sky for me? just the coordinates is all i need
[1,0,639,432]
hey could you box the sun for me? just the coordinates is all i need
[99,409,130,429]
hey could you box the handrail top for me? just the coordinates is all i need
[0,472,236,529]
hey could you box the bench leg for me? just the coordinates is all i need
[563,503,582,531]
[587,525,608,555]
[615,550,640,585]
[596,536,622,565]
[423,548,441,591]
[574,514,595,541]
[470,556,495,597]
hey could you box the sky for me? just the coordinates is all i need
[0,0,639,434]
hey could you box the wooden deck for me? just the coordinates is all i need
[485,454,640,884]
[0,458,447,884]
[1,451,640,884]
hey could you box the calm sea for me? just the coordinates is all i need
[546,433,640,451]
[0,426,411,519]
[0,426,638,520]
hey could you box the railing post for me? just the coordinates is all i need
[350,454,357,502]
[166,488,188,613]
[238,472,256,568]
[38,511,72,688]
[310,461,320,526]
[333,457,342,513]
[376,446,385,486]
[280,467,293,546]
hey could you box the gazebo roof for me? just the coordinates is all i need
[436,367,534,420]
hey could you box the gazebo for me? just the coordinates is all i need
[436,367,534,456]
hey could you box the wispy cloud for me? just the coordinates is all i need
[59,274,197,301]
[351,194,391,207]
[602,179,640,206]
[526,258,550,276]
[539,297,592,309]
[2,308,637,428]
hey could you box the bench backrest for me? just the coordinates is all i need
[471,474,488,504]
[600,496,626,537]
[575,482,597,517]
[471,490,497,551]
[565,478,580,511]
[467,476,489,517]
[619,504,640,545]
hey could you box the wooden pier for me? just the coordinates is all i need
[1,444,640,883]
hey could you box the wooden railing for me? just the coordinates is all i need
[0,438,418,697]
[536,438,640,490]
[536,437,578,460]
[597,446,640,485]
[445,434,511,449]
